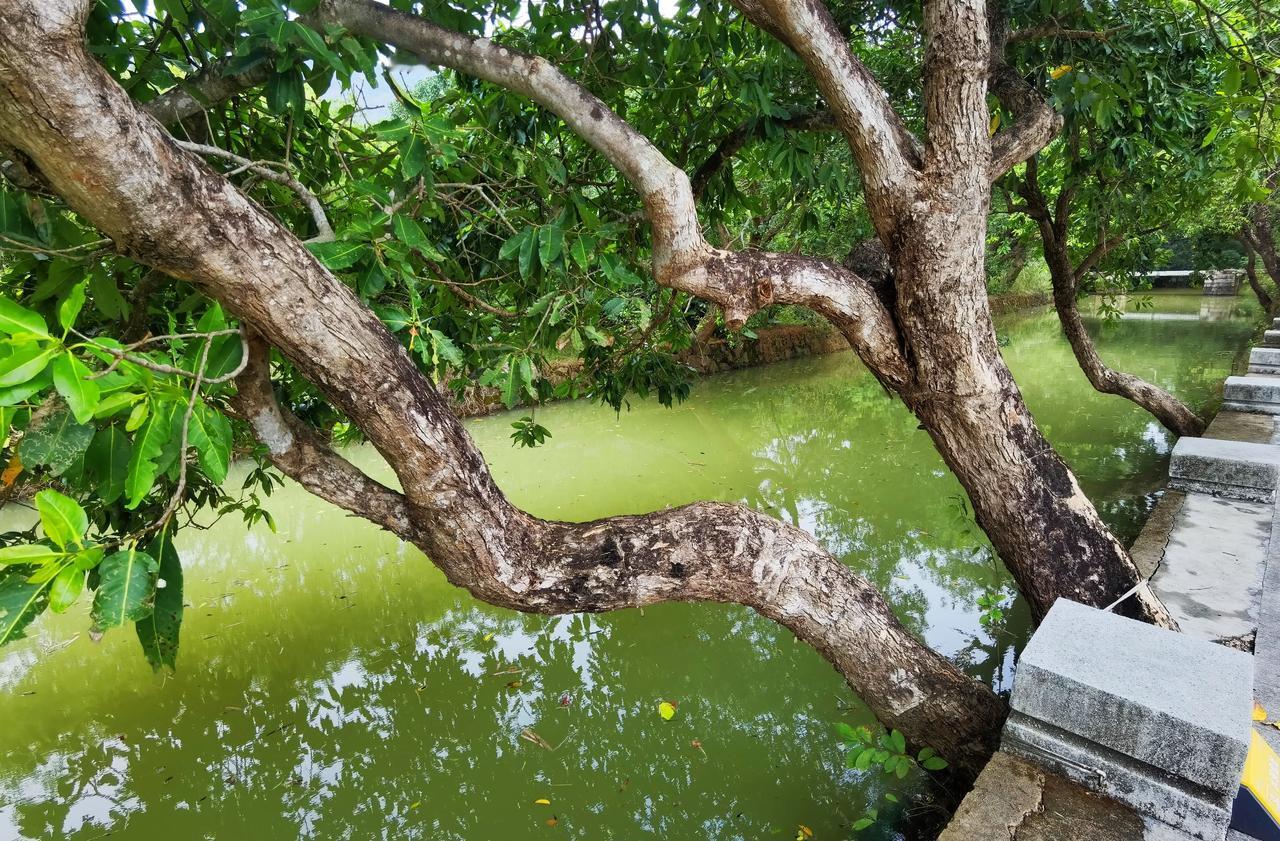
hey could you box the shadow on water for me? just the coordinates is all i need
[0,292,1261,840]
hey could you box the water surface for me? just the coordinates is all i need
[0,293,1260,840]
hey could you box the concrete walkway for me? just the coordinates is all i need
[942,318,1280,841]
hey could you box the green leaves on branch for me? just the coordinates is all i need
[91,546,159,633]
[135,529,183,673]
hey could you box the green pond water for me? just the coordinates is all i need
[0,292,1262,840]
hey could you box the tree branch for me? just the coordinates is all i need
[1007,25,1124,44]
[690,111,836,200]
[314,0,910,386]
[0,0,1002,769]
[731,0,922,227]
[144,57,272,126]
[174,140,334,243]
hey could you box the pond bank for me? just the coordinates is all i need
[449,290,1053,418]
[942,322,1280,841]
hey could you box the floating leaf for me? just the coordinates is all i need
[795,825,814,840]
[545,817,558,827]
[658,700,677,721]
[519,728,554,750]
[533,799,551,806]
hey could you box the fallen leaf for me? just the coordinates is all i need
[534,798,551,805]
[410,801,421,809]
[658,700,677,721]
[483,632,495,642]
[796,825,814,839]
[546,817,559,827]
[506,680,524,689]
[520,728,554,750]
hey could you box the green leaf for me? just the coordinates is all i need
[34,488,88,549]
[889,729,906,754]
[851,817,874,831]
[125,401,149,432]
[0,297,49,338]
[401,133,429,179]
[92,390,141,420]
[58,282,86,332]
[393,214,444,260]
[0,342,57,388]
[570,236,593,271]
[48,564,85,614]
[187,403,232,485]
[126,403,175,509]
[0,565,51,646]
[51,352,100,424]
[499,228,529,261]
[0,544,60,567]
[18,409,94,476]
[503,356,527,409]
[136,529,183,673]
[518,226,537,279]
[854,748,875,770]
[86,424,133,505]
[91,547,159,633]
[922,756,949,771]
[307,239,365,271]
[538,224,564,266]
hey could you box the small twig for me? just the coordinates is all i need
[76,327,249,384]
[424,263,518,318]
[155,337,211,531]
[174,140,334,243]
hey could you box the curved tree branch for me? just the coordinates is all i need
[690,111,836,200]
[0,0,1001,771]
[144,56,272,126]
[314,0,911,386]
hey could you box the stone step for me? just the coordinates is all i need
[1265,330,1280,348]
[1249,347,1280,375]
[1224,375,1280,416]
[1169,436,1280,502]
[1002,600,1253,841]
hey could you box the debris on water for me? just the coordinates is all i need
[520,728,554,750]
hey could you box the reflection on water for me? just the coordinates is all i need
[0,293,1260,840]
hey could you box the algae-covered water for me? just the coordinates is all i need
[0,293,1260,840]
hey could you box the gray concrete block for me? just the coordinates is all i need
[1170,436,1280,502]
[1224,376,1280,416]
[1264,330,1280,348]
[1005,600,1253,840]
[1250,347,1280,375]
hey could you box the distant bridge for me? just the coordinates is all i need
[1129,269,1243,296]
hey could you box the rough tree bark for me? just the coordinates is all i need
[1242,237,1274,312]
[1010,158,1206,437]
[1244,200,1280,291]
[0,0,1178,772]
[0,0,1004,772]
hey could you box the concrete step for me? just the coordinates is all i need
[1264,330,1280,348]
[1003,600,1253,841]
[1170,436,1280,502]
[1225,375,1280,415]
[1250,347,1280,375]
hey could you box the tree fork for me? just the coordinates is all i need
[0,0,1004,773]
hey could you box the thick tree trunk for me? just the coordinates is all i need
[1245,203,1280,289]
[1242,238,1274,312]
[0,0,1003,773]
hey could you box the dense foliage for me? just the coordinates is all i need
[0,0,1276,669]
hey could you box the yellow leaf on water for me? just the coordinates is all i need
[797,825,814,839]
[409,802,421,810]
[546,817,559,827]
[658,701,677,721]
[482,632,495,642]
[1050,64,1073,79]
[534,799,551,806]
